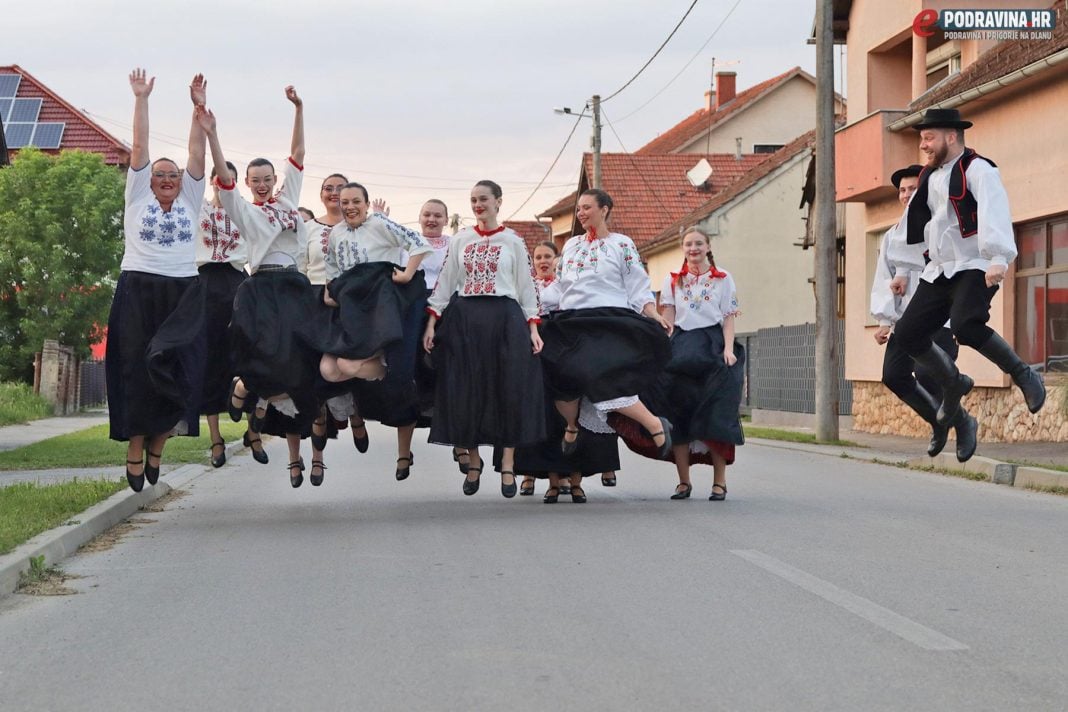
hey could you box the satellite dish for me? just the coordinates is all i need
[686,158,713,188]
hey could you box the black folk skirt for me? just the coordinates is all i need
[611,324,744,466]
[195,262,247,415]
[428,295,546,449]
[320,262,427,360]
[229,269,323,401]
[539,307,671,402]
[107,270,204,441]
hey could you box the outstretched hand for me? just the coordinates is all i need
[129,68,154,98]
[193,106,217,135]
[285,85,302,107]
[372,198,390,216]
[190,74,207,106]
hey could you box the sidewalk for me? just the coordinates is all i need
[0,410,109,452]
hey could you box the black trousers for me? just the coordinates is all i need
[882,327,958,401]
[894,270,999,356]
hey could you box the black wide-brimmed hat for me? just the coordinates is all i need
[913,108,973,130]
[891,164,924,189]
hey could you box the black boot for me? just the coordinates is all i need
[894,383,949,457]
[976,332,1046,414]
[951,408,978,463]
[910,343,973,425]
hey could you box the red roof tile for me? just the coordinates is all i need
[637,68,806,155]
[571,152,770,249]
[503,220,554,254]
[536,190,577,219]
[912,0,1067,110]
[641,131,816,255]
[1,65,130,166]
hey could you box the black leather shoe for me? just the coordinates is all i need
[351,420,369,453]
[570,485,587,503]
[227,378,245,422]
[709,483,727,501]
[288,460,304,488]
[311,425,328,452]
[501,470,517,498]
[601,473,617,487]
[650,417,673,458]
[243,431,269,464]
[976,332,1047,413]
[396,454,413,481]
[310,459,326,486]
[462,466,482,496]
[543,487,559,504]
[927,422,949,458]
[560,427,580,455]
[210,440,226,468]
[519,478,535,496]
[1013,367,1046,414]
[670,482,692,500]
[452,448,470,474]
[954,410,978,463]
[145,451,162,485]
[126,459,144,492]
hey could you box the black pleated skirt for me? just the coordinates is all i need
[428,295,546,449]
[107,270,204,441]
[539,307,671,402]
[196,263,247,415]
[229,269,323,399]
[610,324,744,466]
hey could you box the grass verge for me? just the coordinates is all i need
[745,425,858,448]
[0,383,53,427]
[1,479,126,555]
[0,419,249,471]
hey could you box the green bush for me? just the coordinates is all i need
[0,382,53,426]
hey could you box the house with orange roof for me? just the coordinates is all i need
[1,65,130,166]
[834,0,1068,442]
[503,220,554,255]
[538,68,844,244]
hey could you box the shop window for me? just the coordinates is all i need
[1015,216,1068,372]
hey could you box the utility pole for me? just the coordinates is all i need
[814,0,839,441]
[591,94,602,189]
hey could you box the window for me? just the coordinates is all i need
[753,144,784,154]
[1014,216,1068,372]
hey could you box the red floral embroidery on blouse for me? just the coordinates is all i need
[462,242,502,296]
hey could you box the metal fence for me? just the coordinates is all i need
[738,322,852,416]
[79,358,107,408]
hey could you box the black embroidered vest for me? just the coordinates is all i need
[906,148,996,245]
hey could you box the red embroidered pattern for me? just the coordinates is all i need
[200,207,241,262]
[462,242,502,295]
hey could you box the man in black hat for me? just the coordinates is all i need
[893,108,1045,461]
[870,163,970,459]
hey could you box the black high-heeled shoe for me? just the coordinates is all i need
[543,486,559,504]
[501,470,517,498]
[670,482,692,500]
[570,485,587,504]
[462,466,482,496]
[126,459,145,492]
[310,459,326,487]
[351,419,369,453]
[709,483,727,501]
[649,417,673,459]
[210,440,226,468]
[519,477,536,496]
[288,460,305,488]
[561,427,580,455]
[396,453,413,481]
[311,417,328,452]
[452,448,470,474]
[145,450,162,485]
[243,430,269,464]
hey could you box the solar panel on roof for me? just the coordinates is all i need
[9,98,42,123]
[32,122,65,149]
[4,123,34,149]
[0,75,20,98]
[0,98,11,122]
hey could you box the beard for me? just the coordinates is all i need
[926,141,949,167]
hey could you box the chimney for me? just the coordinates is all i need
[715,71,736,110]
[704,89,715,112]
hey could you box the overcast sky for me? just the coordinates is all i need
[11,0,830,227]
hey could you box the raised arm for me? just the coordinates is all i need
[129,68,154,170]
[195,107,231,191]
[285,86,305,166]
[186,74,207,180]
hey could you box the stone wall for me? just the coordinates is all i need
[36,340,80,415]
[852,379,1068,443]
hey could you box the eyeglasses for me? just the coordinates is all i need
[152,171,181,180]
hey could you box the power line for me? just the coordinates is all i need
[504,106,588,222]
[614,0,744,123]
[600,109,678,224]
[602,0,700,104]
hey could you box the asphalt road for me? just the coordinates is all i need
[1,423,1066,711]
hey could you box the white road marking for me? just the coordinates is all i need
[731,549,969,651]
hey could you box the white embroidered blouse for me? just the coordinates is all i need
[426,226,540,322]
[660,269,739,330]
[304,218,336,285]
[121,164,205,277]
[195,201,247,269]
[324,213,432,281]
[555,232,653,313]
[217,157,305,274]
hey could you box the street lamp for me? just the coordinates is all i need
[553,96,602,190]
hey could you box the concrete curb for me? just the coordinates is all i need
[0,438,244,597]
[747,436,1067,492]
